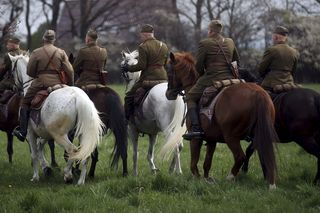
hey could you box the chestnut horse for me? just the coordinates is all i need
[165,52,278,188]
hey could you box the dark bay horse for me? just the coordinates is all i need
[84,86,128,178]
[240,70,320,184]
[166,52,278,188]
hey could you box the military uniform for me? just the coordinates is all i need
[258,42,299,91]
[73,42,107,87]
[124,26,169,120]
[21,43,74,108]
[186,34,240,108]
[0,47,25,91]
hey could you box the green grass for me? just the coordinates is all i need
[0,84,320,212]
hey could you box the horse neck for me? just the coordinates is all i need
[180,68,198,93]
[15,57,32,95]
[126,71,141,91]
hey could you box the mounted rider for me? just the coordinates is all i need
[0,37,25,102]
[183,20,240,140]
[13,29,74,142]
[121,24,169,121]
[258,26,300,95]
[73,29,108,87]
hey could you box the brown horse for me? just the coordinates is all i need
[166,52,278,188]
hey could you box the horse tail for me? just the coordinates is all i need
[160,97,187,160]
[105,90,128,170]
[252,91,278,184]
[70,89,105,162]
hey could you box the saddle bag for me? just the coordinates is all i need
[31,90,49,109]
[272,83,302,93]
[134,87,147,106]
[200,86,218,107]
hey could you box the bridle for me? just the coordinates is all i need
[11,56,33,94]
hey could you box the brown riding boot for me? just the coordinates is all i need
[183,107,204,140]
[13,107,30,142]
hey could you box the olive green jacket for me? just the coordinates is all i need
[196,34,240,82]
[128,37,168,82]
[28,44,74,86]
[258,42,299,89]
[73,42,107,86]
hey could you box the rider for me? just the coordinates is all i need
[258,26,299,94]
[13,29,74,142]
[121,24,169,121]
[0,37,25,102]
[183,20,240,140]
[73,29,108,87]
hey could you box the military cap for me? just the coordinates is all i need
[86,29,98,40]
[209,20,223,33]
[140,24,154,33]
[43,29,56,41]
[7,37,20,44]
[273,26,289,36]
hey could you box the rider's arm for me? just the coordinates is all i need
[0,54,11,79]
[61,50,74,86]
[195,41,206,76]
[258,48,272,77]
[72,49,83,75]
[27,51,38,78]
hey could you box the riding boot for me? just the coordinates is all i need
[183,107,204,140]
[13,107,30,142]
[124,96,134,121]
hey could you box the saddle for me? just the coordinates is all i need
[133,80,166,119]
[30,84,67,125]
[199,79,245,121]
[272,83,302,94]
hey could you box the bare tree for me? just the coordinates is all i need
[40,0,64,31]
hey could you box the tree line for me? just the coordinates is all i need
[1,0,320,83]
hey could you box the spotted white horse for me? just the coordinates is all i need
[121,50,186,175]
[9,53,104,185]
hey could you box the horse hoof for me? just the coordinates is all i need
[204,177,216,184]
[64,176,73,184]
[43,167,53,177]
[269,184,277,190]
[30,177,39,182]
[72,167,81,176]
[51,162,59,168]
[241,166,248,173]
[152,168,160,175]
[226,173,235,181]
[123,172,128,177]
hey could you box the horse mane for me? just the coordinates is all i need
[173,52,199,83]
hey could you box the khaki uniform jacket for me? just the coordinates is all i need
[27,44,74,86]
[186,34,240,103]
[73,42,107,86]
[128,37,168,82]
[258,42,299,90]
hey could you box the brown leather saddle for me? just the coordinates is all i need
[30,84,67,125]
[199,79,245,121]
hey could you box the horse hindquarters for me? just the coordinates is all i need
[252,92,278,186]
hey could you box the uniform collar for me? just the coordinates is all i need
[142,37,155,44]
[87,41,97,47]
[209,33,223,41]
[274,41,286,45]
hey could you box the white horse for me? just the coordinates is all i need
[121,50,186,175]
[9,53,104,185]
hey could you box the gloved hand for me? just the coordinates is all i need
[120,63,129,73]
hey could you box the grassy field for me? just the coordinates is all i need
[0,84,320,213]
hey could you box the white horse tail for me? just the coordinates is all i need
[69,89,105,161]
[160,97,186,160]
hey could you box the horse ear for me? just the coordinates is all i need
[169,52,176,63]
[121,51,126,58]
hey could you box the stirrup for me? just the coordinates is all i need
[183,131,204,141]
[13,127,26,142]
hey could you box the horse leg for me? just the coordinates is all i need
[38,139,52,178]
[190,139,203,178]
[27,131,40,182]
[48,139,59,168]
[242,142,255,173]
[169,142,183,175]
[88,147,98,178]
[77,158,88,185]
[203,142,217,183]
[64,159,74,184]
[148,134,159,174]
[225,138,246,180]
[296,137,320,184]
[6,132,13,163]
[129,125,139,176]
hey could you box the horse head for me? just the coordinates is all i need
[166,52,198,100]
[120,50,141,91]
[8,52,32,95]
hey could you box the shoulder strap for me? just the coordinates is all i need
[215,38,230,64]
[43,48,58,71]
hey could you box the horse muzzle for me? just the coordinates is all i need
[165,89,179,100]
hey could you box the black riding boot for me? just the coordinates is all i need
[183,107,204,140]
[13,107,30,142]
[124,96,134,121]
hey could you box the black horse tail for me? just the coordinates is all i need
[252,91,278,185]
[105,89,128,176]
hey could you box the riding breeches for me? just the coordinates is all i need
[21,80,45,108]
